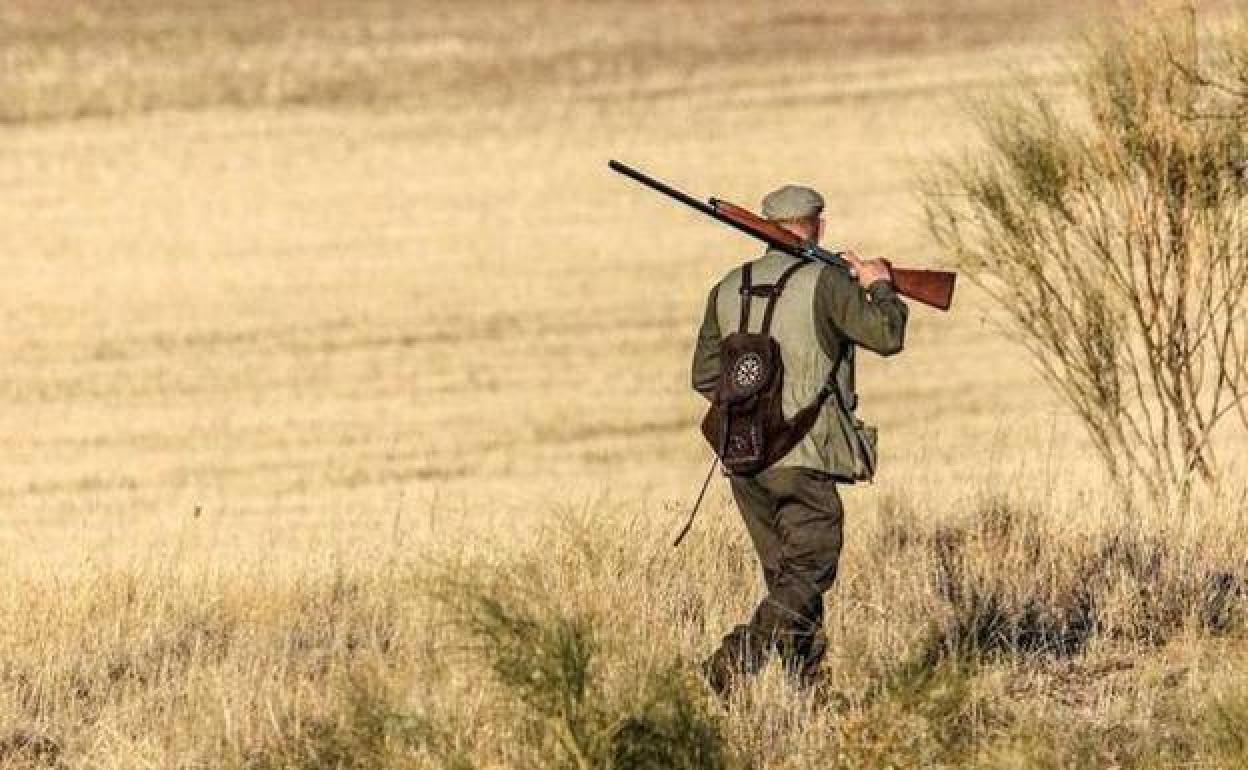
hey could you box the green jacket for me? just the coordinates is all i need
[690,248,908,478]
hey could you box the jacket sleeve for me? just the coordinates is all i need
[814,266,908,356]
[690,285,722,400]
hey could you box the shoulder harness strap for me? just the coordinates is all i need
[738,263,754,332]
[737,258,811,335]
[760,259,811,336]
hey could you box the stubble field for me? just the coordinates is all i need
[2,1,1247,768]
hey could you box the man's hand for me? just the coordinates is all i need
[843,251,894,289]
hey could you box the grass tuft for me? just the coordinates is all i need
[0,728,62,767]
[428,565,734,770]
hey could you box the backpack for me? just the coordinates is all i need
[700,259,834,476]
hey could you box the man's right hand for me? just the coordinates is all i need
[843,251,894,289]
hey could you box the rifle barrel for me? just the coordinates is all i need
[608,160,821,260]
[607,160,716,217]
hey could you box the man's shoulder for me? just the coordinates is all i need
[708,251,832,302]
[814,258,865,302]
[725,250,816,281]
[709,260,750,294]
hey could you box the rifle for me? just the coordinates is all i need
[608,160,956,311]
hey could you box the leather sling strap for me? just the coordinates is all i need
[766,373,836,468]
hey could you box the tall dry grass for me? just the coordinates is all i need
[1,1,1246,767]
[3,490,1247,766]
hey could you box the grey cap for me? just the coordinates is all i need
[761,184,824,220]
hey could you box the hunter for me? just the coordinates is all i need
[690,184,908,693]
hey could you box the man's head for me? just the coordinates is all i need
[761,184,824,243]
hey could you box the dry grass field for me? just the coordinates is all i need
[2,1,1247,767]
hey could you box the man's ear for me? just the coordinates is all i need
[814,216,825,243]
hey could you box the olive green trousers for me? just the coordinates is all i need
[706,467,844,686]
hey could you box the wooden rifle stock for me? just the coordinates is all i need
[888,267,957,312]
[713,200,956,312]
[607,159,957,311]
[712,200,808,249]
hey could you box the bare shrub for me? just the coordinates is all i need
[922,14,1248,510]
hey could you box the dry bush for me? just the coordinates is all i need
[923,13,1248,511]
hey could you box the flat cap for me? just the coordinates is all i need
[761,184,824,220]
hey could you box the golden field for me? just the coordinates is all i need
[2,1,1247,767]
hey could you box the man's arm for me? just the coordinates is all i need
[691,285,722,400]
[814,264,908,356]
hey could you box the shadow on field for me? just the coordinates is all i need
[894,495,1248,666]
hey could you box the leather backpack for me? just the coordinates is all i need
[700,259,833,476]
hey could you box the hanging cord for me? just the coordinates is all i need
[674,424,730,548]
[673,452,721,548]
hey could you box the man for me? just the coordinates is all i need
[690,184,908,693]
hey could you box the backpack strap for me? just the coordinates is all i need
[737,257,811,334]
[760,259,811,336]
[738,263,754,332]
[763,368,835,469]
